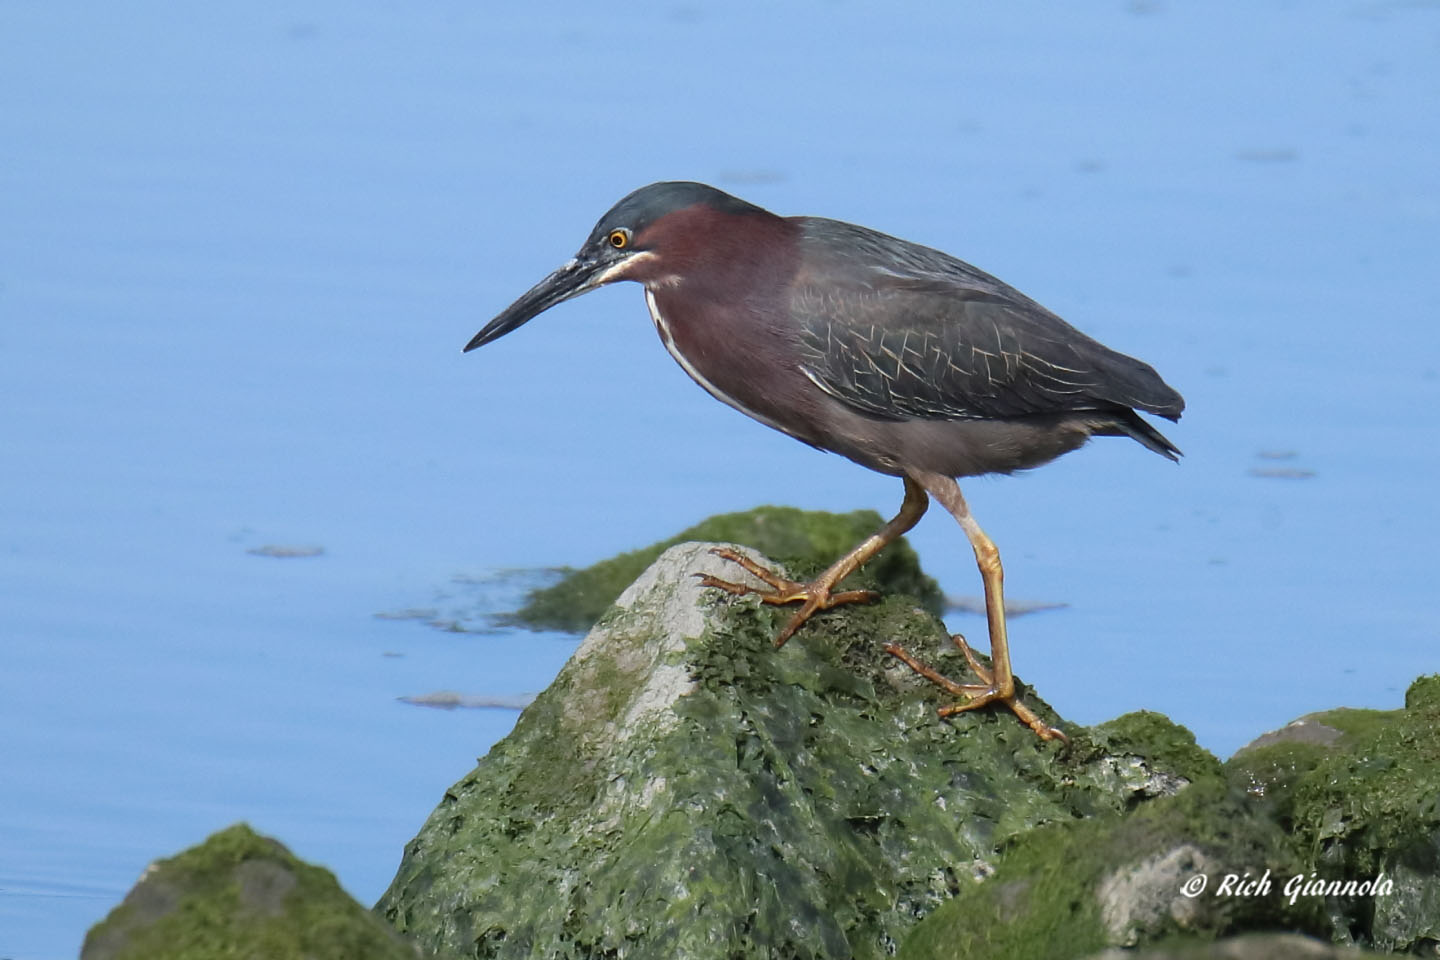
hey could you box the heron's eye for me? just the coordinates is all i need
[607,229,630,250]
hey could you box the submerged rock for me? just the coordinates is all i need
[82,823,415,960]
[377,542,1209,960]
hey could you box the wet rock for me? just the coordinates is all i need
[82,823,416,960]
[896,774,1321,958]
[506,505,943,633]
[1237,675,1440,953]
[1238,713,1347,751]
[377,542,1208,960]
[899,677,1440,959]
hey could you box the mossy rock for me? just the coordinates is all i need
[507,505,943,633]
[1225,707,1399,826]
[378,543,1212,960]
[82,823,416,960]
[902,677,1440,959]
[897,774,1323,960]
[1078,710,1226,806]
[1285,676,1440,952]
[1216,676,1439,952]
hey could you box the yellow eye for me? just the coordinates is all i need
[607,229,629,250]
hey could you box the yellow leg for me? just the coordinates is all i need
[884,471,1066,743]
[699,476,929,646]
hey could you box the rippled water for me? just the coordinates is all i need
[3,3,1437,956]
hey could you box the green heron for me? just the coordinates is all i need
[467,182,1183,742]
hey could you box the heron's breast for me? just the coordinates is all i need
[644,287,820,446]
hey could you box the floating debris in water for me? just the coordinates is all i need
[246,544,325,558]
[373,608,439,621]
[1248,466,1317,480]
[1235,147,1299,163]
[399,691,535,711]
[1250,449,1314,479]
[946,596,1069,617]
[424,619,473,633]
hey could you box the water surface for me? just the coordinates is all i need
[2,3,1437,956]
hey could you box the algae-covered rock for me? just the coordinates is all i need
[507,505,943,632]
[1081,709,1224,801]
[1258,675,1440,953]
[377,542,1208,960]
[1225,707,1398,827]
[378,532,1435,959]
[900,678,1440,959]
[895,755,1320,959]
[82,823,416,960]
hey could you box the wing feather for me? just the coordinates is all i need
[791,219,1184,423]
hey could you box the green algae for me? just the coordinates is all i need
[379,505,1440,959]
[899,814,1111,960]
[1208,675,1440,952]
[901,673,1440,958]
[84,500,1440,960]
[377,542,1198,960]
[82,824,415,960]
[508,505,943,633]
[1087,711,1222,786]
[898,777,1323,960]
[1284,675,1440,951]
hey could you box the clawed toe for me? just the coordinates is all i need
[885,636,1068,744]
[696,546,880,646]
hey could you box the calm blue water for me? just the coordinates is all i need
[3,3,1437,956]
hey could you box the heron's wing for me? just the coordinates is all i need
[791,221,1183,422]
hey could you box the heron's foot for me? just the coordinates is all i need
[697,547,879,646]
[885,634,1068,743]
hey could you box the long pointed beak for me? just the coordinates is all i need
[464,256,610,352]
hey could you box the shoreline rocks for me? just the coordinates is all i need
[82,509,1439,959]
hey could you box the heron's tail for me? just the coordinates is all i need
[1097,408,1182,462]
